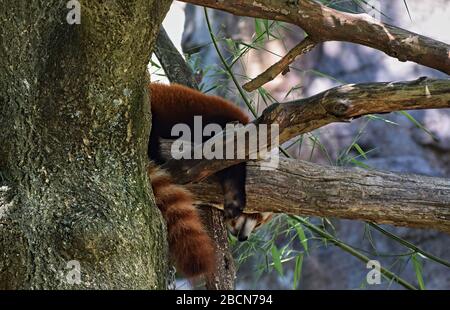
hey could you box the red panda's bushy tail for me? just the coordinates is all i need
[148,162,216,279]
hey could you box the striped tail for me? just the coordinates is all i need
[148,162,216,279]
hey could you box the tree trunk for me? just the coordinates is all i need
[0,0,171,289]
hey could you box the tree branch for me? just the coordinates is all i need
[163,77,450,184]
[186,158,450,234]
[180,0,450,75]
[242,37,317,92]
[154,27,199,89]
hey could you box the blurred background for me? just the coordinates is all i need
[151,0,450,289]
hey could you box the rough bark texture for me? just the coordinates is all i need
[200,206,236,290]
[187,158,450,233]
[155,27,200,90]
[0,0,172,289]
[163,77,450,184]
[180,0,450,75]
[155,27,236,290]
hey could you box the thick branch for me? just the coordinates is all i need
[154,27,199,89]
[180,0,450,75]
[163,77,450,184]
[186,158,450,234]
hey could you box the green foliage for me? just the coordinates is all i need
[412,254,426,290]
[399,111,438,141]
[271,245,284,276]
[293,254,304,289]
[148,2,450,290]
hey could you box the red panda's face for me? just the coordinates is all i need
[226,212,273,241]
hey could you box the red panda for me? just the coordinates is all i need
[147,83,273,279]
[149,83,249,220]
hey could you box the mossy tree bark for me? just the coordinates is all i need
[0,0,172,289]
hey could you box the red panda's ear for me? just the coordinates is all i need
[225,212,274,241]
[261,212,274,223]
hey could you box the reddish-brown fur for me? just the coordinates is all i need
[147,83,269,280]
[148,162,216,279]
[149,83,250,139]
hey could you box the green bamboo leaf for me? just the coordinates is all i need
[412,254,426,290]
[294,224,309,254]
[350,158,371,169]
[353,143,368,159]
[263,19,270,40]
[366,114,398,125]
[254,19,265,46]
[292,254,304,289]
[399,111,438,141]
[271,245,283,276]
[149,58,161,69]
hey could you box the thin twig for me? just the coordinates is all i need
[243,37,317,92]
[181,0,450,75]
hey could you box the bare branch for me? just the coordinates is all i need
[179,0,450,75]
[242,37,317,91]
[186,158,450,234]
[163,77,450,184]
[154,27,199,89]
